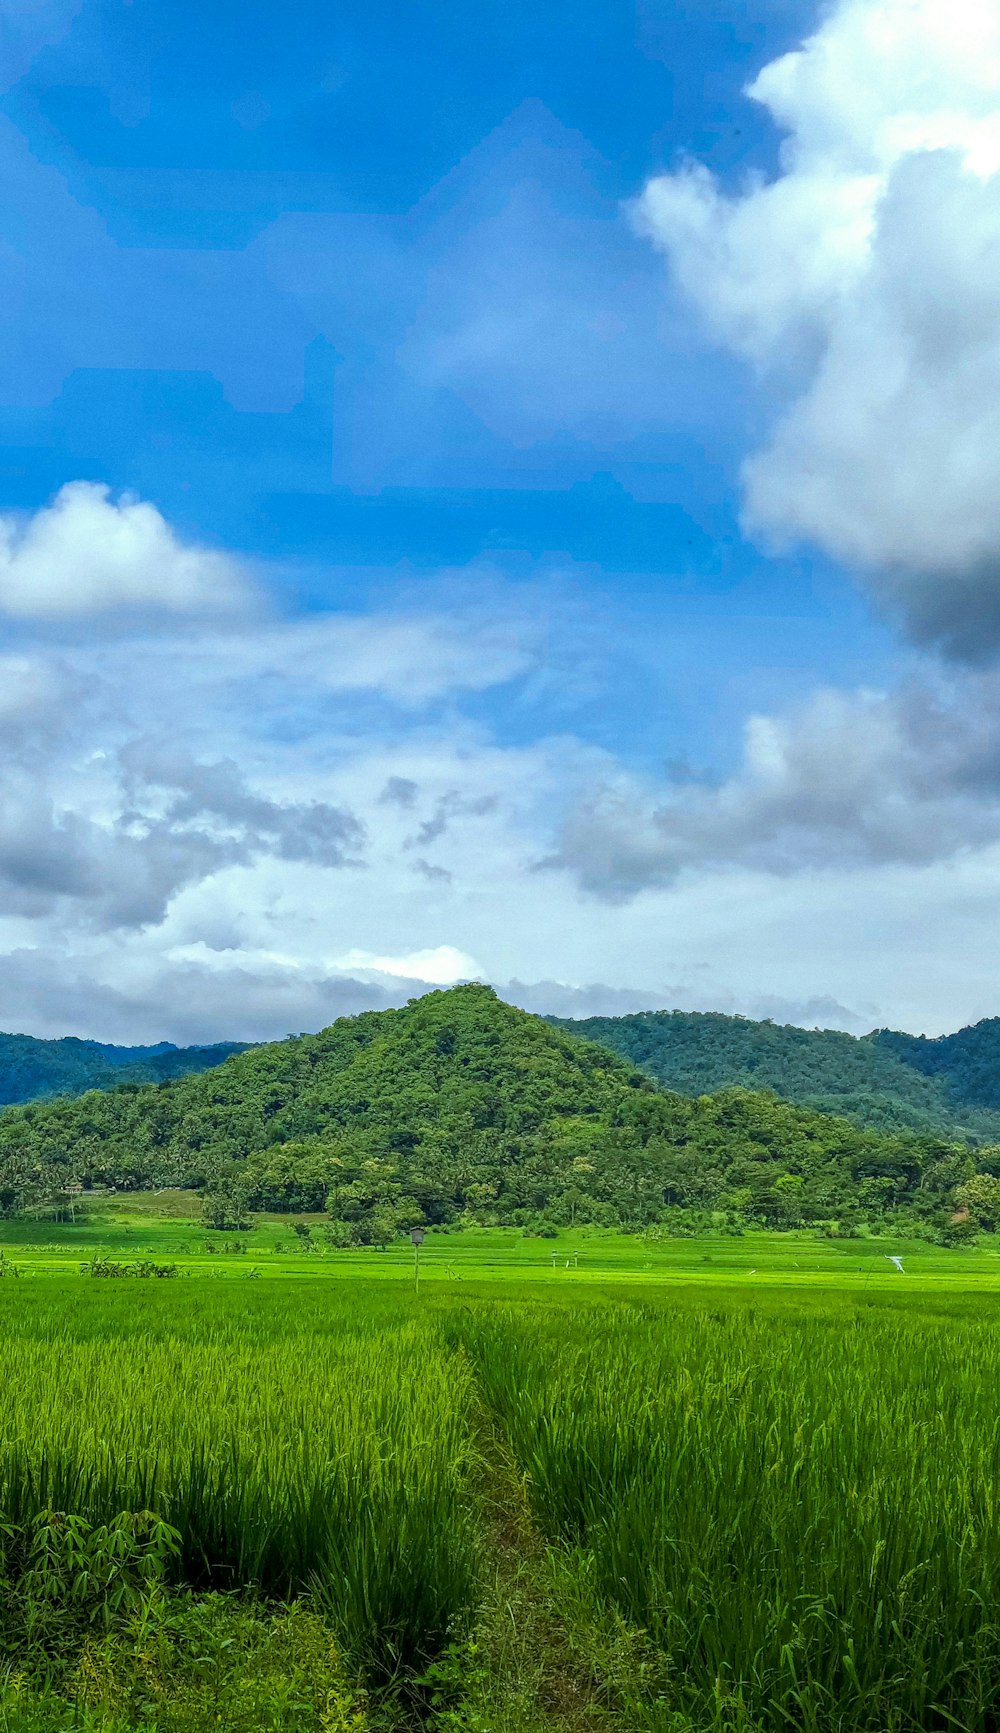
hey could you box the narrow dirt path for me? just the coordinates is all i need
[445,1397,662,1733]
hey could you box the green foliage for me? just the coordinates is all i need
[455,1295,1000,1732]
[0,1034,247,1110]
[0,985,991,1232]
[71,1597,368,1732]
[0,1595,368,1732]
[2,1274,1000,1729]
[81,1259,179,1279]
[553,1006,1000,1139]
[0,1301,478,1678]
[955,1170,1000,1226]
[875,1016,1000,1109]
[200,1187,253,1231]
[12,1510,180,1630]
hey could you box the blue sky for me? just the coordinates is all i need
[1,0,999,1041]
[2,1,804,617]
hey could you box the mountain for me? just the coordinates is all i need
[0,986,980,1234]
[872,1020,1000,1113]
[548,1010,1000,1141]
[0,1032,250,1108]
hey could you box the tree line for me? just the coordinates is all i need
[1,985,998,1241]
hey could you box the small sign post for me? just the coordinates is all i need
[410,1226,426,1295]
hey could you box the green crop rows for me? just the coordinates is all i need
[0,1273,998,1729]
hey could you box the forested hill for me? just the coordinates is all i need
[548,1010,1000,1140]
[0,1032,249,1107]
[874,1021,1000,1111]
[0,985,987,1235]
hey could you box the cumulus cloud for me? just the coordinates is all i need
[7,480,999,1040]
[0,952,415,1046]
[637,0,1000,658]
[0,748,364,932]
[549,672,1000,897]
[118,743,364,872]
[379,776,420,808]
[0,483,249,618]
[0,794,226,929]
[0,654,79,748]
[413,858,453,884]
[0,947,871,1047]
[332,944,482,984]
[0,492,559,937]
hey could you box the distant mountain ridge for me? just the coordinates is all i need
[0,986,980,1233]
[874,1021,1000,1113]
[0,1032,250,1107]
[5,1001,1000,1149]
[548,1010,1000,1141]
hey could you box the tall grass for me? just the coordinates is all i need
[0,1301,477,1675]
[457,1297,1000,1732]
[9,1276,1000,1725]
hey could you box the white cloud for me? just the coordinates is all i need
[79,580,541,718]
[333,944,483,984]
[0,654,75,743]
[5,683,1000,1041]
[233,604,536,706]
[637,0,1000,658]
[0,950,415,1046]
[0,521,564,938]
[7,488,1000,1040]
[0,947,873,1046]
[0,482,249,618]
[549,670,1000,895]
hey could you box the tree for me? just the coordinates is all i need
[201,1189,252,1231]
[955,1172,1000,1228]
[367,1205,407,1250]
[773,1172,806,1226]
[0,983,979,1237]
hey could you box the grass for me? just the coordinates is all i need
[7,1196,1000,1289]
[0,1282,480,1685]
[1,1209,1000,1727]
[455,1293,1000,1730]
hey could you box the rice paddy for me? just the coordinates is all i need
[0,1219,999,1729]
[458,1294,1000,1730]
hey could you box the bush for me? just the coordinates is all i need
[80,1259,179,1279]
[73,1598,368,1731]
[0,1509,181,1662]
[0,1594,369,1732]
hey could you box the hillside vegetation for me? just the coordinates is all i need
[0,1031,248,1107]
[874,1018,1000,1111]
[0,985,988,1237]
[551,1008,1000,1139]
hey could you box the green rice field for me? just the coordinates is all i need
[0,1207,999,1729]
[7,1191,1000,1287]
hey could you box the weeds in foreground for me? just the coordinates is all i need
[0,1319,479,1677]
[0,1595,371,1732]
[0,1281,999,1730]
